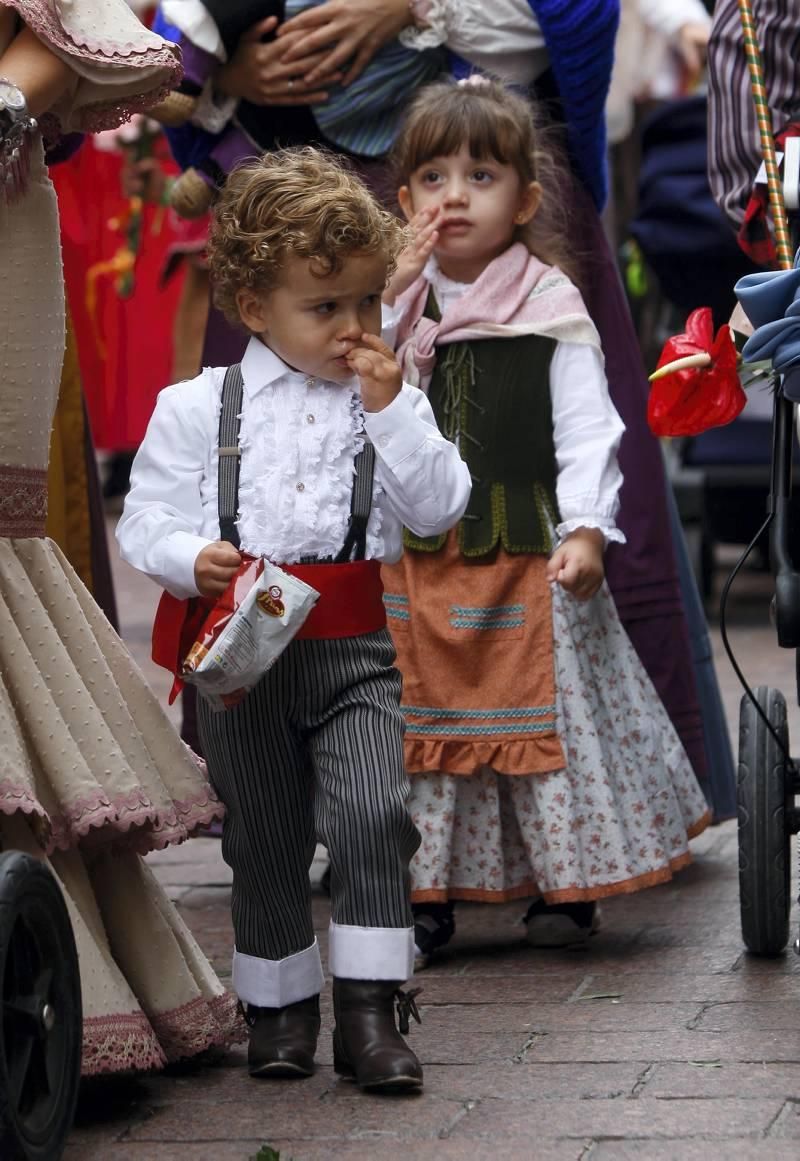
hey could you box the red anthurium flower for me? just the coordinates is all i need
[648,307,745,437]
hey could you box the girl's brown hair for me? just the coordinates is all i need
[392,79,578,284]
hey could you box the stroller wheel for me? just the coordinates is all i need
[737,687,792,956]
[0,852,82,1160]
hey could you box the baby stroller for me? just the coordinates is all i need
[0,851,82,1159]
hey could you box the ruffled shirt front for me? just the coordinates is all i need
[117,337,472,599]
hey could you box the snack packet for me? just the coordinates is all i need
[181,554,318,711]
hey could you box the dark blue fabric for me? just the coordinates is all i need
[153,9,224,169]
[451,0,618,209]
[629,97,760,325]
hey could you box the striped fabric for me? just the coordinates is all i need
[198,630,419,964]
[449,604,526,631]
[283,0,445,157]
[708,0,800,231]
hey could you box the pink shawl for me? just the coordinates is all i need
[395,243,601,390]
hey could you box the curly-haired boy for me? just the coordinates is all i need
[117,147,471,1093]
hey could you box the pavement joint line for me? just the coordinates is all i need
[686,1000,716,1030]
[567,974,595,1003]
[437,1097,479,1139]
[629,1062,656,1097]
[510,1030,547,1063]
[766,1096,800,1137]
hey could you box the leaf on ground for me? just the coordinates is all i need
[251,1147,283,1161]
[576,992,623,1001]
[688,1060,723,1068]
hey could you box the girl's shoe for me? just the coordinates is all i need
[523,899,598,948]
[413,903,456,970]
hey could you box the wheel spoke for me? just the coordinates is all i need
[6,1030,35,1110]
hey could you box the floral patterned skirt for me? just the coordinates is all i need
[407,582,712,905]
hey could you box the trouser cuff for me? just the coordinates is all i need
[233,938,324,1007]
[328,921,414,981]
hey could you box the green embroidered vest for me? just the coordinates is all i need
[405,326,561,558]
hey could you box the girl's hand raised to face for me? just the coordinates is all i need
[383,208,441,306]
[346,334,403,413]
[546,528,605,602]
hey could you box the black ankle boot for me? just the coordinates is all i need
[244,994,321,1078]
[332,978,423,1093]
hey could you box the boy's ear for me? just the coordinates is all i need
[236,288,269,334]
[397,185,415,222]
[515,181,543,226]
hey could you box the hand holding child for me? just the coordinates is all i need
[383,207,440,305]
[346,333,403,412]
[194,541,243,597]
[546,528,605,601]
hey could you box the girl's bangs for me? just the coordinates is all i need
[404,99,526,175]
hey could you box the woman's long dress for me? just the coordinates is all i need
[0,2,242,1074]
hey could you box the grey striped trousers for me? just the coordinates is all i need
[198,629,420,965]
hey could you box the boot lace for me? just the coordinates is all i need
[395,987,423,1035]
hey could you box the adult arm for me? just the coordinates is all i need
[0,0,179,132]
[0,23,73,116]
[707,0,800,230]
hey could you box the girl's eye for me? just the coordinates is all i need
[361,294,380,307]
[314,302,336,315]
[471,170,493,184]
[420,170,443,185]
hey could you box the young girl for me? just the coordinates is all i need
[382,78,712,962]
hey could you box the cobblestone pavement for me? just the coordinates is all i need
[63,529,800,1161]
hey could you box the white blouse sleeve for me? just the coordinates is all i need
[637,0,711,40]
[400,0,548,87]
[550,342,627,546]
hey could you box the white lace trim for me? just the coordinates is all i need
[191,78,237,134]
[399,0,449,50]
[236,379,386,563]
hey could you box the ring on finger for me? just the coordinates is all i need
[288,78,295,90]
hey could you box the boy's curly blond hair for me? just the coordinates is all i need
[208,147,407,328]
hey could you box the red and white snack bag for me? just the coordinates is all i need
[181,554,318,711]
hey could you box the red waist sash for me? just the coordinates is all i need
[152,559,386,701]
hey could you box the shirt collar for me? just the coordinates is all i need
[238,335,359,395]
[239,335,305,396]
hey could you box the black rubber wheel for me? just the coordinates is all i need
[737,687,792,956]
[0,852,82,1160]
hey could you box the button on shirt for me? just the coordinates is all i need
[116,337,472,599]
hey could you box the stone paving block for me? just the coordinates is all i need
[768,1098,800,1137]
[693,1001,800,1031]
[265,1138,588,1161]
[520,1027,800,1063]
[414,975,580,1004]
[446,1096,782,1141]
[588,1140,800,1161]
[644,1062,800,1100]
[421,1062,643,1101]
[124,1092,467,1144]
[64,1141,257,1160]
[575,972,800,1003]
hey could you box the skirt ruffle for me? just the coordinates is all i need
[409,583,711,904]
[0,538,225,855]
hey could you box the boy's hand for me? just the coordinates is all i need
[383,207,440,305]
[194,541,242,597]
[346,333,403,412]
[546,527,605,601]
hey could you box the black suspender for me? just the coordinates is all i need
[216,363,376,563]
